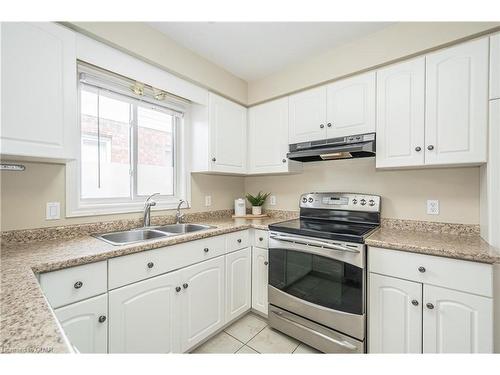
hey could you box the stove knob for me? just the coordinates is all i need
[302,197,307,203]
[308,197,314,203]
[348,137,354,142]
[356,136,362,141]
[352,199,358,205]
[360,199,366,206]
[369,199,375,206]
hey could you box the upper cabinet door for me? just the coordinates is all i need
[326,72,376,138]
[209,93,247,174]
[54,294,108,353]
[180,255,225,352]
[248,97,290,174]
[376,58,425,168]
[423,285,493,353]
[490,33,500,100]
[1,22,76,160]
[108,271,181,353]
[368,273,422,354]
[288,86,327,144]
[425,38,488,165]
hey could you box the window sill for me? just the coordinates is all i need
[66,200,191,218]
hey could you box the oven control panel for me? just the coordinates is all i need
[299,192,381,212]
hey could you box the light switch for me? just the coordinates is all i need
[270,195,276,206]
[46,202,60,220]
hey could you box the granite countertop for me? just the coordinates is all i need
[0,215,289,354]
[2,212,499,354]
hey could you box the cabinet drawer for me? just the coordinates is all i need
[368,247,492,297]
[225,230,250,253]
[39,261,107,308]
[253,229,268,249]
[108,235,225,289]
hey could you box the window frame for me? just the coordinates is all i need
[66,65,191,218]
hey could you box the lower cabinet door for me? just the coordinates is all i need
[108,271,181,353]
[225,247,251,322]
[368,273,422,353]
[180,255,225,352]
[423,285,493,353]
[54,294,108,353]
[251,247,269,315]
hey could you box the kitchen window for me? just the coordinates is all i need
[66,63,190,216]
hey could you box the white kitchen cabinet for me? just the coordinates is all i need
[326,72,376,138]
[288,86,327,144]
[191,93,247,174]
[368,273,422,353]
[248,97,302,174]
[425,38,488,165]
[108,271,181,353]
[423,284,493,353]
[225,247,252,322]
[0,22,77,161]
[376,58,425,168]
[54,294,108,353]
[251,246,269,315]
[180,255,225,352]
[490,33,500,100]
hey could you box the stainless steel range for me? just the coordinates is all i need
[267,192,381,353]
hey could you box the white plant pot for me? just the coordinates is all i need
[252,206,262,215]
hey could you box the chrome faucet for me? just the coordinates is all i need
[143,193,160,227]
[175,199,189,224]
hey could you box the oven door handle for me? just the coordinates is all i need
[270,309,358,351]
[269,234,359,253]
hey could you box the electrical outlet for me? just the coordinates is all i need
[269,195,276,206]
[205,195,212,207]
[427,200,439,215]
[46,202,60,220]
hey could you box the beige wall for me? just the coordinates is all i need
[0,162,245,231]
[67,22,248,105]
[244,159,480,224]
[248,22,500,104]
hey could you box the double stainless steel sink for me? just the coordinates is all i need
[93,223,214,246]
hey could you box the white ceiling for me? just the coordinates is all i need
[148,22,394,81]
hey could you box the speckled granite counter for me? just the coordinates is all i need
[0,214,292,354]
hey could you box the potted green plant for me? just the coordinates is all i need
[245,191,270,215]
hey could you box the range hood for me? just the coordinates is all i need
[287,133,376,162]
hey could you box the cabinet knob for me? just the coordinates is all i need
[147,262,154,269]
[427,145,434,151]
[327,123,332,128]
[319,124,325,129]
[237,239,242,243]
[411,300,419,306]
[74,281,83,289]
[264,261,269,266]
[211,157,216,162]
[204,247,209,253]
[175,286,181,292]
[426,303,434,310]
[282,159,287,163]
[415,146,422,152]
[98,315,106,323]
[418,266,426,273]
[183,283,189,289]
[259,237,263,242]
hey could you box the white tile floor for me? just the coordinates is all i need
[191,312,320,354]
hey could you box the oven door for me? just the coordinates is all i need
[268,231,366,340]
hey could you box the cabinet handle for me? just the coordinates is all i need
[418,266,426,273]
[319,124,325,129]
[237,239,242,243]
[259,237,263,242]
[282,159,287,163]
[211,157,216,162]
[74,281,83,289]
[427,145,434,151]
[183,283,189,289]
[147,262,154,269]
[204,247,209,253]
[264,261,269,266]
[415,146,421,152]
[98,315,107,323]
[327,123,332,128]
[175,286,181,292]
[411,300,419,306]
[426,303,434,310]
